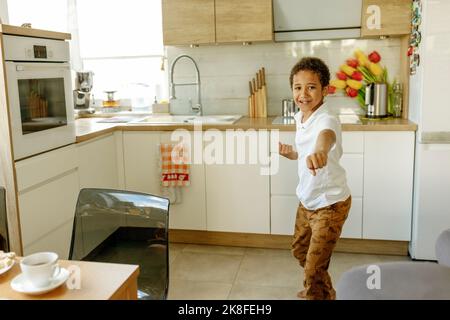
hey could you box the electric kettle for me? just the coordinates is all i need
[365,83,388,118]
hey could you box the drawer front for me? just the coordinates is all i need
[271,195,298,235]
[271,132,296,152]
[340,197,362,239]
[15,145,78,192]
[271,195,362,239]
[270,154,298,195]
[19,169,79,248]
[342,132,364,153]
[341,153,364,197]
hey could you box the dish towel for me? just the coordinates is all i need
[160,143,190,187]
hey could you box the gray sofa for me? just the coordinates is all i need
[336,229,450,300]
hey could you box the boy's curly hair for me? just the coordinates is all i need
[289,57,330,89]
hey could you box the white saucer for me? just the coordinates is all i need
[0,260,15,276]
[10,267,70,295]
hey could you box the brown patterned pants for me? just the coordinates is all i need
[291,196,352,300]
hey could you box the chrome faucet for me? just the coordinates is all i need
[169,54,202,116]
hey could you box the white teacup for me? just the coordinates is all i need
[20,252,60,288]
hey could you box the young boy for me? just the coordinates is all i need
[279,57,352,300]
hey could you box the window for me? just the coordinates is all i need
[6,0,167,106]
[75,0,167,105]
[7,0,68,32]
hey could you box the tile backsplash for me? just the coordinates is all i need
[166,38,402,116]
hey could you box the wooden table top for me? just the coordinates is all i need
[0,259,139,300]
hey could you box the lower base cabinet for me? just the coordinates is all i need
[77,133,120,189]
[270,195,362,239]
[270,131,414,241]
[270,195,298,235]
[363,132,414,241]
[122,131,207,231]
[205,131,270,234]
[15,129,415,256]
[15,145,79,259]
[206,162,270,234]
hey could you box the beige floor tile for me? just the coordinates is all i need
[228,283,300,300]
[244,247,293,258]
[171,251,243,284]
[235,254,302,288]
[169,243,186,264]
[183,244,246,256]
[170,243,187,251]
[167,244,414,300]
[168,279,232,300]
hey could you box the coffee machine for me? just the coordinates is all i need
[74,71,95,115]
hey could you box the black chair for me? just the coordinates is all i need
[0,187,9,251]
[69,188,170,300]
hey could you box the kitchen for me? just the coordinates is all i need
[1,0,450,300]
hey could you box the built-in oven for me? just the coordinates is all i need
[2,35,75,160]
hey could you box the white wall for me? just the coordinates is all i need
[0,0,9,24]
[167,38,402,116]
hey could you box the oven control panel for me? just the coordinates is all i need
[2,35,69,62]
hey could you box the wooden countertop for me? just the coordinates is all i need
[0,24,71,40]
[75,116,418,143]
[0,259,139,300]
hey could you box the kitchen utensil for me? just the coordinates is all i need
[261,68,267,118]
[248,81,254,117]
[365,83,388,118]
[247,68,268,118]
[282,99,296,117]
[252,78,259,117]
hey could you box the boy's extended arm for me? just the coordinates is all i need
[307,129,336,176]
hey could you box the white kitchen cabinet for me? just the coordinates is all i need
[340,153,364,238]
[271,132,298,195]
[122,131,207,231]
[270,195,363,239]
[271,195,298,235]
[206,131,270,233]
[15,145,79,258]
[340,132,364,239]
[76,132,120,190]
[24,220,74,259]
[363,131,414,240]
[160,132,207,230]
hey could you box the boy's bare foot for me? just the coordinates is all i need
[297,289,307,299]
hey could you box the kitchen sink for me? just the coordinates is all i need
[129,114,242,125]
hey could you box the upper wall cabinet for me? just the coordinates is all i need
[215,0,273,43]
[162,0,273,45]
[361,0,411,37]
[162,0,216,45]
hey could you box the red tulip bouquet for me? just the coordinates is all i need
[328,49,394,113]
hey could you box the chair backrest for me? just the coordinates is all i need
[69,188,170,300]
[0,187,9,251]
[435,229,450,267]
